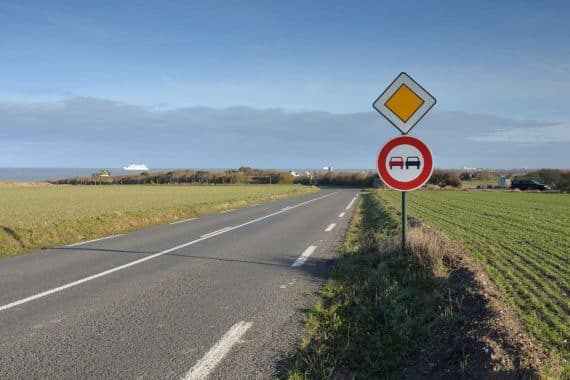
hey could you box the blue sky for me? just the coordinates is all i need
[1,1,569,169]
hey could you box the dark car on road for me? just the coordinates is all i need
[405,156,421,169]
[511,178,550,191]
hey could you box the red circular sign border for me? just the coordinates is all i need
[377,136,433,191]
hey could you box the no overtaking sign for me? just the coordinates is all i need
[377,135,433,191]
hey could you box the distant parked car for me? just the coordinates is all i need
[511,178,550,191]
[389,156,404,169]
[406,156,421,169]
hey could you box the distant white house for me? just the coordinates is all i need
[289,170,300,177]
[322,166,334,172]
[92,169,111,177]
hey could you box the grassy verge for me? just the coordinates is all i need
[379,189,569,370]
[0,184,317,258]
[285,191,560,379]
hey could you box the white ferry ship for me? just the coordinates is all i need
[123,164,149,171]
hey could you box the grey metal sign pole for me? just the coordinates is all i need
[402,191,407,250]
[401,128,407,251]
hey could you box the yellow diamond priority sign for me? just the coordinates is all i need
[373,72,436,134]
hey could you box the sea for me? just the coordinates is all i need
[0,168,174,182]
[0,168,373,183]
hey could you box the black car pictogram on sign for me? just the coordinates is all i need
[406,156,421,169]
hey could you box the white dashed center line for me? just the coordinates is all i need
[182,321,253,380]
[292,245,317,267]
[345,196,357,210]
[200,227,233,239]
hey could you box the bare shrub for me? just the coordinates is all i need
[406,225,449,277]
[379,222,454,278]
[378,235,400,255]
[428,169,461,187]
[473,170,496,180]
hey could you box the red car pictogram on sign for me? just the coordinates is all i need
[389,156,404,169]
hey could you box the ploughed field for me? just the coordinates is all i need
[380,189,569,362]
[0,184,316,257]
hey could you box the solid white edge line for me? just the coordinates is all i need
[324,223,336,232]
[182,321,252,380]
[65,234,124,247]
[220,209,235,213]
[292,245,317,267]
[0,191,338,312]
[339,212,345,218]
[170,218,197,225]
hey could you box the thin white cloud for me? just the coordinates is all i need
[468,123,570,143]
[539,63,570,80]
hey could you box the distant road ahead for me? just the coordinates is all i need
[0,188,359,379]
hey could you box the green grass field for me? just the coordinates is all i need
[0,184,317,257]
[379,189,570,363]
[460,179,497,188]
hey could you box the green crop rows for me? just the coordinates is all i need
[380,190,569,362]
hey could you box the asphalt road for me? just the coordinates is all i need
[0,188,359,379]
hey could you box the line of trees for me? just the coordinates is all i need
[47,167,569,191]
[294,171,378,187]
[460,170,496,181]
[48,167,295,185]
[525,169,570,191]
[459,168,570,191]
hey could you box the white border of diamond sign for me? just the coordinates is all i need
[372,72,436,135]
